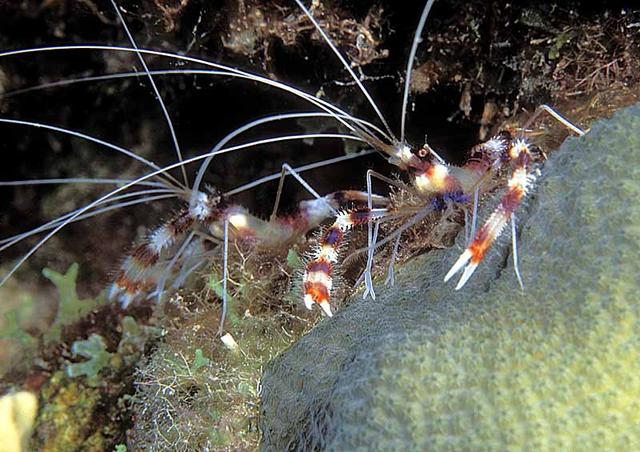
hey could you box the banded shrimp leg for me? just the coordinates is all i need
[444,104,586,290]
[296,0,440,300]
[150,147,389,332]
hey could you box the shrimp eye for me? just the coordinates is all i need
[418,148,428,158]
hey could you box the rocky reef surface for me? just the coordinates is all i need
[260,104,640,449]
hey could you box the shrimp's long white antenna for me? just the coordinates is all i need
[1,70,391,144]
[293,0,395,140]
[400,0,437,144]
[0,178,165,187]
[1,190,178,250]
[191,111,375,203]
[0,46,394,146]
[109,0,188,188]
[3,68,392,197]
[0,132,365,286]
[0,70,233,99]
[225,149,374,196]
[0,117,181,189]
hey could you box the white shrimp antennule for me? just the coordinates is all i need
[293,0,396,140]
[400,0,437,144]
[109,0,188,188]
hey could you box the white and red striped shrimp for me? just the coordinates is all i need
[297,0,587,314]
[0,0,393,323]
[444,138,536,289]
[302,206,387,316]
[109,189,387,310]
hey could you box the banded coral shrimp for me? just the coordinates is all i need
[296,0,640,313]
[298,1,589,312]
[0,0,395,329]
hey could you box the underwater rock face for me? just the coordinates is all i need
[260,104,640,450]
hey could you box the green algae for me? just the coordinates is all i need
[66,334,114,387]
[42,263,103,345]
[31,312,157,449]
[0,302,35,347]
[131,300,306,450]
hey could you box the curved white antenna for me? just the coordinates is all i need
[0,117,181,189]
[1,68,392,152]
[109,0,188,188]
[0,178,165,187]
[191,111,381,204]
[224,149,373,196]
[400,0,437,144]
[0,45,393,146]
[293,0,396,140]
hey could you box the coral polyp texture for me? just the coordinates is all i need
[259,104,640,449]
